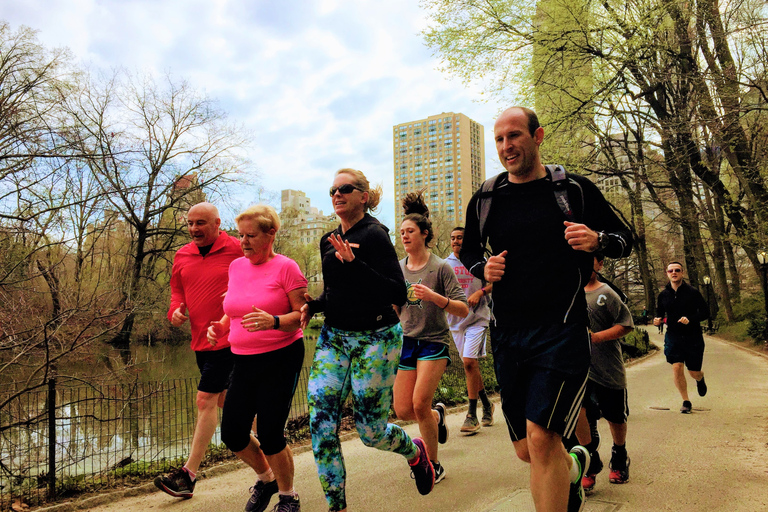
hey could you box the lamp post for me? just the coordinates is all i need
[702,276,713,334]
[758,249,768,343]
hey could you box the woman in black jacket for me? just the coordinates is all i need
[302,169,435,512]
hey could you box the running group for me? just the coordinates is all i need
[152,107,706,512]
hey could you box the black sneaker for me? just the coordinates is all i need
[680,400,692,414]
[409,437,435,495]
[433,460,446,484]
[587,449,603,476]
[154,467,195,499]
[567,446,590,512]
[436,403,448,444]
[696,377,707,397]
[245,479,279,512]
[609,447,630,484]
[271,493,300,512]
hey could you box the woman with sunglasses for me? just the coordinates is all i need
[393,191,468,486]
[301,169,435,512]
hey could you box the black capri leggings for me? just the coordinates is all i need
[220,337,305,455]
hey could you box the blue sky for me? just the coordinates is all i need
[4,0,507,229]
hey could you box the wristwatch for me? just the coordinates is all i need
[273,315,280,330]
[597,231,610,251]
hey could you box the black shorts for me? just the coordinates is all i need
[195,347,235,394]
[491,322,591,440]
[583,380,628,425]
[398,337,452,370]
[664,333,704,371]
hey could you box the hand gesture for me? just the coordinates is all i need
[467,289,484,308]
[677,316,690,325]
[300,293,314,329]
[171,303,189,327]
[410,283,438,303]
[485,250,507,283]
[563,221,599,252]
[242,306,273,332]
[207,320,226,346]
[329,233,355,263]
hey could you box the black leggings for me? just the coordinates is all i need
[220,338,304,455]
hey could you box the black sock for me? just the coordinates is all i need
[468,399,478,417]
[612,443,627,455]
[478,388,491,408]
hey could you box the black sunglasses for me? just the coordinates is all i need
[667,269,682,273]
[329,184,362,196]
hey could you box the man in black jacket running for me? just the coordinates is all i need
[653,262,709,414]
[460,107,632,512]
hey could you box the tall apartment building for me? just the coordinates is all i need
[393,112,485,228]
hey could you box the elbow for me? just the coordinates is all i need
[456,304,470,318]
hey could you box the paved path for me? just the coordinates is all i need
[74,331,768,511]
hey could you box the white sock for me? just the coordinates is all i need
[278,489,297,497]
[257,468,275,482]
[568,454,580,484]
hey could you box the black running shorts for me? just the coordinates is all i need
[583,380,628,425]
[664,333,704,372]
[490,322,590,440]
[195,347,235,394]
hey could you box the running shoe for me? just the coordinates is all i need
[581,473,596,495]
[433,460,446,484]
[481,402,495,427]
[460,415,481,434]
[154,467,195,499]
[409,437,435,495]
[680,400,692,414]
[436,403,448,444]
[567,446,590,512]
[696,377,707,397]
[587,449,603,476]
[609,448,630,484]
[245,479,279,512]
[271,493,300,512]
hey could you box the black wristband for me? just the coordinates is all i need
[273,315,280,330]
[441,297,450,310]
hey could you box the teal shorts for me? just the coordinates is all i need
[398,337,451,370]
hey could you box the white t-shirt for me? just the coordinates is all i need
[445,253,491,332]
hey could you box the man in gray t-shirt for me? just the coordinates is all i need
[576,254,634,494]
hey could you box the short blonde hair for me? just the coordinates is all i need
[235,204,280,233]
[336,168,382,212]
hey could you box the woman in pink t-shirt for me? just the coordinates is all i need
[207,204,307,512]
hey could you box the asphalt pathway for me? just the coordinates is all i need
[68,330,768,511]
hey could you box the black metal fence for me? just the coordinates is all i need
[0,346,488,510]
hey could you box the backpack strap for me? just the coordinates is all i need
[476,172,506,252]
[545,164,576,222]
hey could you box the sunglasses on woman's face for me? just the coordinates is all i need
[329,184,362,196]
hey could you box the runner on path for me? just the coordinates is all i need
[393,192,469,485]
[653,261,709,414]
[445,227,495,434]
[460,107,633,512]
[301,169,435,512]
[155,202,259,499]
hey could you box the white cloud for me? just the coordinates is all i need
[3,0,504,229]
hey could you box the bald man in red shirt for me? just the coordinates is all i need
[155,202,269,499]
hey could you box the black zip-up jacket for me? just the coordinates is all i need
[311,213,407,331]
[460,172,632,328]
[655,282,708,339]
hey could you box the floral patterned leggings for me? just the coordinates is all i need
[308,323,418,511]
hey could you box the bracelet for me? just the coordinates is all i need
[441,297,450,309]
[482,288,487,296]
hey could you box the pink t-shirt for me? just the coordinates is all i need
[223,254,307,355]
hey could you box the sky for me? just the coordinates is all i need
[4,0,508,229]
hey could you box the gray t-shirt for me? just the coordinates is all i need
[399,253,468,345]
[586,283,634,389]
[445,253,491,331]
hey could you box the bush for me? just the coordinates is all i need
[746,316,767,345]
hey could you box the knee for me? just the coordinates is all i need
[513,441,531,463]
[357,421,388,449]
[394,401,416,421]
[412,399,434,422]
[220,423,249,453]
[196,391,219,412]
[525,425,560,461]
[463,358,479,373]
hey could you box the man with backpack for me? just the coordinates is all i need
[460,106,632,512]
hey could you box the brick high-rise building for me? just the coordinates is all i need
[393,112,485,228]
